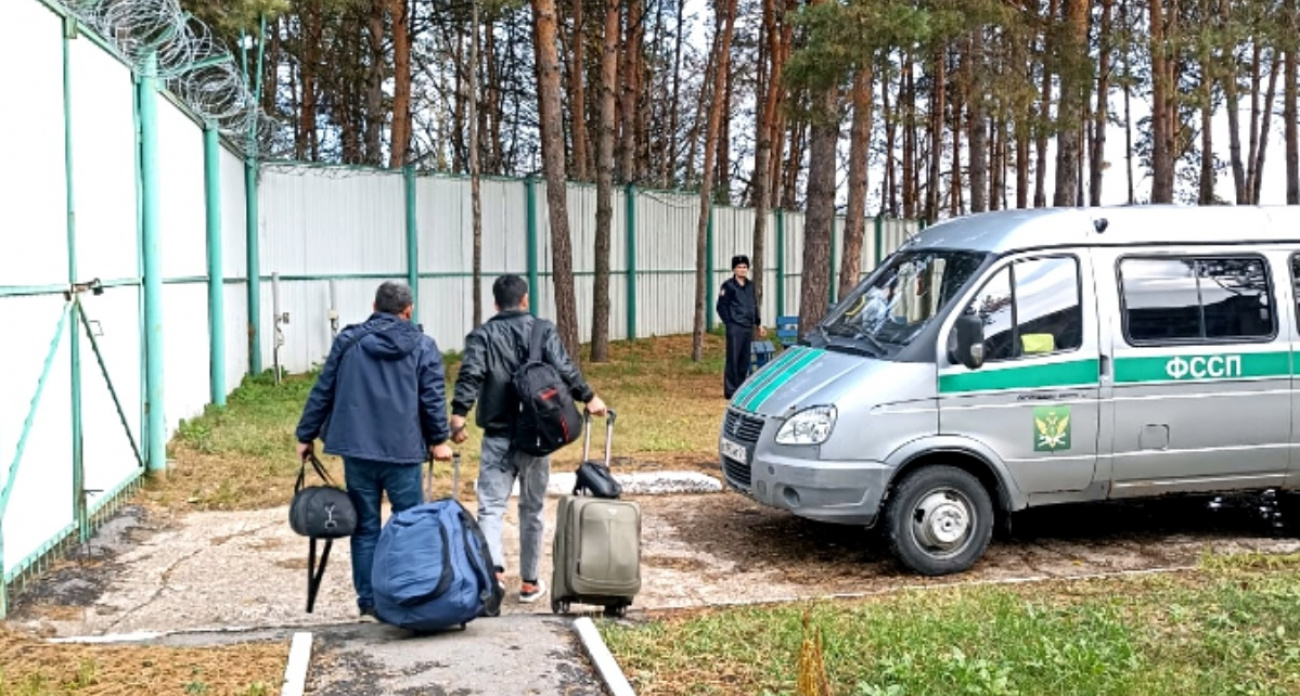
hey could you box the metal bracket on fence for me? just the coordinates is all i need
[328,279,340,339]
[62,277,103,301]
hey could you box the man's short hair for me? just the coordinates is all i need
[375,281,414,315]
[493,274,529,309]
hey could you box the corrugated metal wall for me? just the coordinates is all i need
[260,166,921,372]
[0,0,250,593]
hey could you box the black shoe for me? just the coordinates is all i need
[359,606,378,621]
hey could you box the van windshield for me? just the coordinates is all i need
[818,250,988,357]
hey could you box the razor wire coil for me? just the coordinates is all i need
[54,0,278,157]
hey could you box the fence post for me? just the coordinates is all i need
[625,183,637,340]
[525,176,538,316]
[243,19,266,378]
[244,157,260,376]
[873,213,883,270]
[204,124,226,407]
[62,15,88,540]
[775,208,786,317]
[705,202,715,332]
[404,165,418,313]
[139,51,166,474]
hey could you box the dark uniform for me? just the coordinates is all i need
[716,277,761,399]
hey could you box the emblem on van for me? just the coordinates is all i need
[1033,406,1071,452]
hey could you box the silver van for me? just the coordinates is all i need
[719,206,1300,576]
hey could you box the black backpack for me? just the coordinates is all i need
[511,319,583,456]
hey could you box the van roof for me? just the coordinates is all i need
[905,205,1300,255]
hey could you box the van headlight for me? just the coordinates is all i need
[775,406,837,445]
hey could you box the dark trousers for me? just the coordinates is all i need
[343,458,425,610]
[724,324,753,399]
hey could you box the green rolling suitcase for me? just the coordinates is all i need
[551,411,641,617]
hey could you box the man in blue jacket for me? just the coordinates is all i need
[295,281,453,618]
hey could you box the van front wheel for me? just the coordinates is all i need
[884,466,993,576]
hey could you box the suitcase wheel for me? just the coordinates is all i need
[603,603,628,619]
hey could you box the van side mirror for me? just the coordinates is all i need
[951,313,986,370]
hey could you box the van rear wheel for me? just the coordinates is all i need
[884,465,993,576]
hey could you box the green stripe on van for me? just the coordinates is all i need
[939,359,1099,394]
[738,348,825,411]
[1114,351,1291,384]
[731,345,807,404]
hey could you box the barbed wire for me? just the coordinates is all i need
[54,0,276,156]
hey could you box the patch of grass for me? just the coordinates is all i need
[145,333,733,511]
[0,628,286,696]
[600,554,1300,696]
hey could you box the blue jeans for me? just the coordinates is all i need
[343,457,424,610]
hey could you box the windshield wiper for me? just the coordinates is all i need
[856,332,887,357]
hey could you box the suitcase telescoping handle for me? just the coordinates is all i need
[582,408,617,467]
[425,451,462,502]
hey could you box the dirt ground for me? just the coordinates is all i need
[9,488,1300,639]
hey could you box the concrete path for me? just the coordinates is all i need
[10,481,1300,695]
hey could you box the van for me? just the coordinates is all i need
[718,206,1300,576]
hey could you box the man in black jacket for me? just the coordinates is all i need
[716,255,767,399]
[450,275,607,604]
[295,281,453,618]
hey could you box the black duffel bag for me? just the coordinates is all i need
[289,453,357,612]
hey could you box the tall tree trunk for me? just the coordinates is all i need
[1247,43,1264,200]
[902,58,916,219]
[389,0,413,167]
[569,0,591,180]
[1221,0,1246,203]
[968,35,989,213]
[1034,0,1056,208]
[1090,0,1113,206]
[883,60,897,215]
[841,63,873,298]
[802,82,838,332]
[470,0,483,327]
[952,56,966,216]
[716,63,733,204]
[1286,0,1300,204]
[1054,0,1089,206]
[592,0,620,362]
[301,0,322,160]
[1251,51,1282,203]
[533,0,582,361]
[1122,0,1135,203]
[1198,0,1215,205]
[927,49,945,221]
[620,0,643,181]
[666,0,686,186]
[750,0,782,317]
[364,0,385,165]
[1149,0,1175,202]
[692,0,740,362]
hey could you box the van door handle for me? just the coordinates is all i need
[1099,355,1110,377]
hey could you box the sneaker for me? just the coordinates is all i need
[519,579,547,604]
[359,606,378,622]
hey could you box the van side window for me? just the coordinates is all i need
[1120,257,1273,344]
[962,256,1082,363]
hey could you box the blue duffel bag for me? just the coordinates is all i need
[371,498,501,632]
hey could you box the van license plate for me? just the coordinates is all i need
[721,438,748,463]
